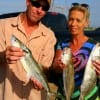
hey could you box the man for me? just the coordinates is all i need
[0,0,56,99]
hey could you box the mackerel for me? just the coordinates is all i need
[11,35,51,95]
[61,47,75,100]
[79,43,100,100]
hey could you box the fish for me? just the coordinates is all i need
[61,47,75,100]
[11,35,52,96]
[79,43,100,100]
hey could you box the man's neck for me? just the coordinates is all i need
[21,13,39,35]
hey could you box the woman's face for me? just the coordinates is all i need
[26,0,47,24]
[68,10,88,36]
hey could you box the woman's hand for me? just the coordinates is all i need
[92,60,100,75]
[52,49,66,73]
[5,46,25,64]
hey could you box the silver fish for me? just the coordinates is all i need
[11,35,51,94]
[61,47,75,100]
[79,43,100,100]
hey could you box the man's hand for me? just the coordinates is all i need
[5,46,25,64]
[30,77,43,90]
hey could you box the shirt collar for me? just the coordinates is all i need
[11,13,47,36]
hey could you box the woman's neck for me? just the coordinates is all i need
[70,34,89,53]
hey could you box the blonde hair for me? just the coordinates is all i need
[68,5,90,21]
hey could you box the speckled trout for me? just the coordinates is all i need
[61,47,75,100]
[79,43,100,100]
[11,35,51,95]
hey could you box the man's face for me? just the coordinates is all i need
[26,0,47,23]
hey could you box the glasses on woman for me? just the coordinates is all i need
[72,2,89,9]
[30,0,49,11]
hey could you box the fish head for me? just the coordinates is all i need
[61,47,72,65]
[11,35,21,48]
[11,35,31,55]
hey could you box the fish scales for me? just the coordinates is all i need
[79,43,100,100]
[61,47,75,100]
[11,35,50,93]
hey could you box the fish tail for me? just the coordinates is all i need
[41,90,62,100]
[41,91,57,100]
[47,92,57,100]
[66,94,71,100]
[79,94,85,100]
[46,92,64,100]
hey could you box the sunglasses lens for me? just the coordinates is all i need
[81,4,89,8]
[72,3,79,6]
[42,6,49,11]
[31,1,41,8]
[30,0,49,11]
[72,2,89,9]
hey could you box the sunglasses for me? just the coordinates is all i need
[30,0,49,11]
[72,3,89,9]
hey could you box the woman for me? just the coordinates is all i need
[52,4,100,100]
